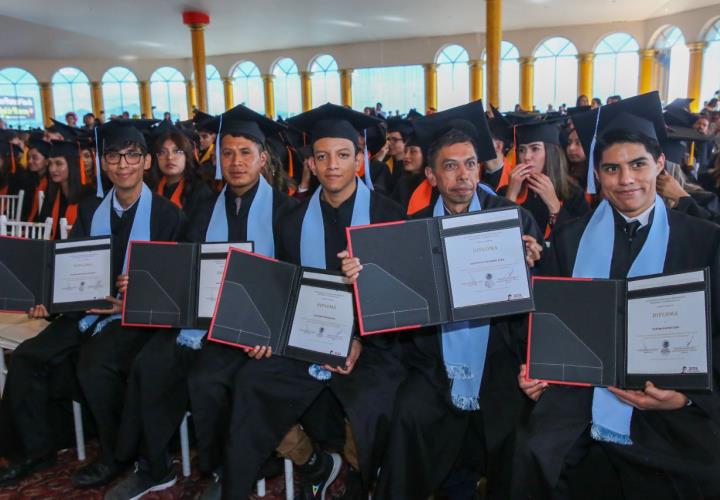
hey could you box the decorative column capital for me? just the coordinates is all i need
[339,68,354,77]
[519,56,535,65]
[423,63,438,72]
[300,71,312,79]
[639,49,657,58]
[577,52,594,63]
[687,41,707,53]
[469,59,484,69]
[39,81,52,90]
[182,11,210,30]
[262,74,275,83]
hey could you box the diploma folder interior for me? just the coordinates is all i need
[0,235,113,314]
[122,241,253,329]
[527,270,712,391]
[207,249,355,367]
[347,206,534,336]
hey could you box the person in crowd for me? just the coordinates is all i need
[65,112,78,128]
[591,97,602,109]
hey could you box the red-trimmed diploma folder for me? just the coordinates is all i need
[527,269,712,391]
[207,248,355,367]
[122,241,253,329]
[347,206,534,336]
[0,235,113,314]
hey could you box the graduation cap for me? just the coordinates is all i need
[572,91,668,193]
[192,110,216,132]
[0,139,23,174]
[503,111,540,126]
[27,138,51,158]
[202,104,287,180]
[661,125,714,165]
[365,121,389,156]
[386,117,414,138]
[412,100,496,163]
[407,109,424,121]
[47,119,80,141]
[49,140,80,159]
[664,98,693,111]
[566,105,591,116]
[663,107,701,129]
[514,118,564,146]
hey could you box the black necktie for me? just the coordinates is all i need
[624,220,641,240]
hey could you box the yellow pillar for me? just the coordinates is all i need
[485,0,502,107]
[519,56,534,111]
[577,53,594,99]
[340,69,353,108]
[186,80,197,115]
[263,74,275,118]
[222,76,234,110]
[424,63,438,112]
[39,82,54,127]
[300,71,312,112]
[687,42,706,112]
[91,81,104,119]
[470,60,484,102]
[139,80,152,118]
[184,16,209,112]
[638,49,657,94]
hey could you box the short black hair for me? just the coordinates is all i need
[104,140,148,156]
[220,132,266,152]
[593,129,662,167]
[427,129,477,169]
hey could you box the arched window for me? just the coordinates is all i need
[701,19,720,105]
[0,67,43,129]
[150,66,188,121]
[533,37,578,111]
[655,27,689,104]
[52,67,92,121]
[593,33,640,103]
[231,61,265,114]
[272,58,301,119]
[205,64,224,115]
[352,65,424,115]
[500,41,520,111]
[436,44,469,111]
[310,55,341,106]
[101,66,141,118]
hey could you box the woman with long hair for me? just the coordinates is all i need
[25,137,51,221]
[37,141,93,239]
[500,121,589,237]
[150,130,215,217]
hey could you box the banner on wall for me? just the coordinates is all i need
[0,95,36,121]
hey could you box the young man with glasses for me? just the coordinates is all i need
[0,120,185,488]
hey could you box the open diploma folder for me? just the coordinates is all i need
[347,206,534,335]
[122,241,253,329]
[208,249,356,367]
[0,235,113,313]
[527,269,712,391]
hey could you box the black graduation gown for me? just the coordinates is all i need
[498,184,589,237]
[374,192,542,500]
[390,172,425,209]
[368,159,392,196]
[7,167,36,220]
[0,192,184,463]
[222,189,407,499]
[482,166,503,192]
[116,183,296,479]
[513,208,720,500]
[674,193,720,225]
[160,178,215,218]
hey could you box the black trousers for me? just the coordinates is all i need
[76,320,152,463]
[187,341,250,473]
[373,371,514,500]
[0,316,83,460]
[115,331,199,480]
[222,345,405,500]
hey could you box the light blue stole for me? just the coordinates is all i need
[78,183,153,335]
[176,178,276,349]
[434,190,491,411]
[572,194,669,445]
[300,178,371,380]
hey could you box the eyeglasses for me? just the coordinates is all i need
[157,149,186,158]
[387,137,404,144]
[104,151,144,165]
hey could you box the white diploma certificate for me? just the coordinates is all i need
[287,285,355,357]
[197,243,253,319]
[626,290,708,375]
[443,227,530,309]
[52,239,112,304]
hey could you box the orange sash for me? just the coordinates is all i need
[49,192,78,240]
[407,179,434,216]
[199,144,215,165]
[157,177,185,208]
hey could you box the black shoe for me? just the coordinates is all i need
[72,458,122,488]
[104,462,177,500]
[296,452,342,500]
[0,455,56,487]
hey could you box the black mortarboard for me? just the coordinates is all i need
[386,117,414,138]
[48,119,80,141]
[412,100,495,162]
[365,121,389,155]
[571,91,667,193]
[663,107,701,129]
[28,138,51,158]
[407,109,424,121]
[287,103,381,147]
[192,110,216,132]
[488,110,513,144]
[661,125,714,164]
[49,140,80,159]
[665,98,693,111]
[515,119,563,145]
[503,111,540,126]
[99,119,159,152]
[566,105,591,116]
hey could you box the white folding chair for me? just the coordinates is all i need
[255,459,294,499]
[59,218,73,240]
[0,189,24,222]
[0,215,53,240]
[37,190,45,215]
